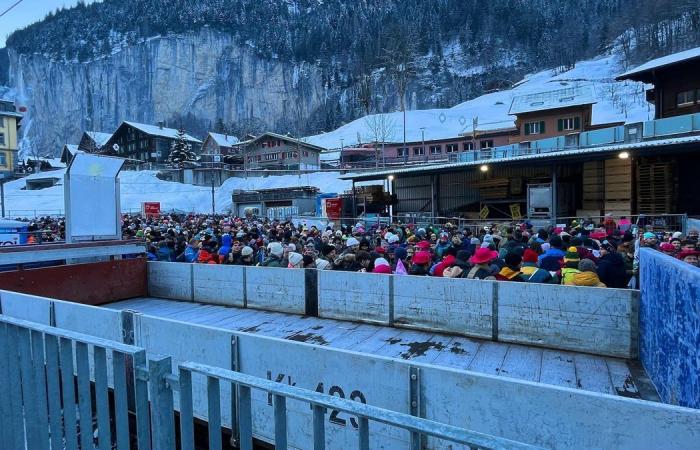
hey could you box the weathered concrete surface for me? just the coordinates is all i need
[192,264,245,307]
[148,261,193,301]
[318,271,390,324]
[498,283,638,358]
[0,290,52,324]
[640,248,700,409]
[245,266,305,314]
[393,276,493,339]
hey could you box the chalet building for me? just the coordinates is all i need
[77,131,113,152]
[508,85,602,145]
[617,46,700,119]
[380,129,516,163]
[239,132,322,170]
[0,100,22,176]
[103,121,202,164]
[202,132,240,155]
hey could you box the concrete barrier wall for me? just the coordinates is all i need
[497,283,638,358]
[640,248,700,409]
[0,293,698,449]
[0,290,52,324]
[245,266,306,314]
[147,262,638,358]
[193,264,245,307]
[148,261,192,300]
[318,271,391,324]
[393,276,494,339]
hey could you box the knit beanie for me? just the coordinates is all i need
[563,246,580,263]
[522,248,539,263]
[578,258,596,272]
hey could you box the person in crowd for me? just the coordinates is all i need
[372,258,393,274]
[659,242,676,257]
[237,246,255,266]
[567,259,606,287]
[496,252,524,282]
[466,248,498,280]
[597,241,628,288]
[539,236,566,272]
[410,251,432,276]
[560,247,581,285]
[261,242,285,267]
[678,250,699,267]
[196,241,218,264]
[520,248,554,283]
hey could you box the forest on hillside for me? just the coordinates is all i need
[5,0,700,72]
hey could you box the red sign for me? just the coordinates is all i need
[325,198,342,220]
[142,202,161,218]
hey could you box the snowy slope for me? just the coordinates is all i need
[1,170,354,216]
[306,53,652,150]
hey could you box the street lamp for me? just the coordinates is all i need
[420,127,426,162]
[480,164,489,172]
[619,151,630,159]
[387,175,395,220]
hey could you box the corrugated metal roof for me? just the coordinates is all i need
[341,134,700,181]
[618,46,700,79]
[509,85,596,115]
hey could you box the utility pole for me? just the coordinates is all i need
[211,172,216,215]
[421,127,426,162]
[0,178,5,218]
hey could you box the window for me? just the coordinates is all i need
[677,90,695,107]
[0,152,6,167]
[303,151,309,157]
[429,145,441,154]
[463,142,474,151]
[445,144,458,153]
[480,140,494,149]
[558,117,580,131]
[413,147,425,156]
[524,121,545,135]
[397,147,409,157]
[0,132,4,146]
[264,153,279,161]
[0,117,5,128]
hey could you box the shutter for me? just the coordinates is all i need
[524,124,530,136]
[574,117,581,130]
[557,119,563,132]
[540,121,546,133]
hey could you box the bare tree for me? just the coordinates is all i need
[364,114,396,167]
[381,35,418,152]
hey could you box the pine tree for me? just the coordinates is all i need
[167,127,196,168]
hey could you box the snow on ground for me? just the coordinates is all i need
[2,169,355,217]
[306,52,653,149]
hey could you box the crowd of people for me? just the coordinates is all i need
[116,213,699,289]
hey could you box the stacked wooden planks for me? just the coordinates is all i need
[604,158,632,216]
[637,161,675,214]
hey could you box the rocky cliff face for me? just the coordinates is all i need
[8,30,334,155]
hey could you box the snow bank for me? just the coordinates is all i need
[305,53,652,149]
[1,169,355,216]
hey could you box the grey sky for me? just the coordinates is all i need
[0,0,100,47]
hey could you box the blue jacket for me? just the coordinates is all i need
[184,246,199,263]
[218,235,232,257]
[538,248,565,272]
[157,246,175,262]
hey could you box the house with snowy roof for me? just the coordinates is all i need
[103,121,202,164]
[617,46,700,119]
[202,132,240,156]
[77,131,113,152]
[239,132,323,170]
[507,85,611,145]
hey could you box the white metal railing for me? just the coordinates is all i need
[0,314,543,450]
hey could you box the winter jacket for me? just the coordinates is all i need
[261,255,284,268]
[409,265,430,276]
[197,249,218,264]
[218,235,232,259]
[157,246,175,262]
[538,248,566,272]
[568,271,606,287]
[435,241,451,258]
[432,255,456,277]
[183,246,199,263]
[560,267,580,285]
[495,266,524,282]
[520,263,554,284]
[597,252,628,288]
[576,246,599,264]
[466,265,496,280]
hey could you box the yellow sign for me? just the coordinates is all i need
[479,206,490,219]
[509,203,522,220]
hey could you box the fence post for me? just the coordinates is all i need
[148,355,175,450]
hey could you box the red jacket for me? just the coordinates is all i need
[197,249,218,264]
[433,255,456,277]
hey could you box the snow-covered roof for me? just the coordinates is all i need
[123,121,202,143]
[0,111,23,118]
[208,132,240,147]
[618,47,700,79]
[85,131,113,147]
[251,132,325,152]
[509,85,597,115]
[63,144,81,156]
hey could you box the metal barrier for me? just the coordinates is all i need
[0,313,542,450]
